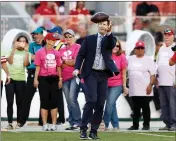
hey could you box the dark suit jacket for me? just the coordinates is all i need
[75,33,119,79]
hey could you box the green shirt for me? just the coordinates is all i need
[7,49,26,81]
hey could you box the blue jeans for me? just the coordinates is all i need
[159,86,176,128]
[103,86,122,128]
[62,78,81,126]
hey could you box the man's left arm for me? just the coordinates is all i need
[106,21,115,50]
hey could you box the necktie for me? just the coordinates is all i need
[93,35,103,68]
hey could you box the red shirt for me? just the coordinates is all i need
[35,5,56,15]
[171,52,176,62]
[69,8,90,15]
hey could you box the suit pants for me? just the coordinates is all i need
[80,70,108,132]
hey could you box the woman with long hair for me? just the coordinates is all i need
[103,40,128,131]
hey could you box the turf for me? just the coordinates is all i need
[1,132,176,141]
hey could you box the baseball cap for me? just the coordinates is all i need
[64,29,75,36]
[44,33,57,41]
[47,26,63,34]
[164,28,174,36]
[135,41,145,48]
[31,27,43,34]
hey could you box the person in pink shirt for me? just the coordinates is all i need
[127,41,156,130]
[34,33,62,131]
[59,29,81,130]
[103,40,128,131]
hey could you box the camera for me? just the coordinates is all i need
[171,45,176,51]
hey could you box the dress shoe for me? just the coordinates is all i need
[127,126,139,130]
[88,131,100,140]
[80,129,88,140]
[159,126,170,130]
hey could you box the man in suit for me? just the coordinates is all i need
[73,17,119,139]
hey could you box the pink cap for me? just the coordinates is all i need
[135,41,145,48]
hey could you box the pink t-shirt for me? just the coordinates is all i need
[108,54,127,87]
[128,55,156,97]
[59,43,80,81]
[34,47,62,76]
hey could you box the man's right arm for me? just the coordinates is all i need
[169,52,176,66]
[74,38,87,70]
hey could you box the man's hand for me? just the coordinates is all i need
[146,84,152,95]
[72,69,79,76]
[107,20,112,32]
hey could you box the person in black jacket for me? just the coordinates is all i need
[73,17,119,139]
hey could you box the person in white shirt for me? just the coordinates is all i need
[156,28,176,131]
[127,41,156,130]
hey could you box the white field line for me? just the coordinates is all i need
[134,132,175,138]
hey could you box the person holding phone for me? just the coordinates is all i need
[5,35,29,130]
[73,14,119,139]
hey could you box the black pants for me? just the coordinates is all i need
[20,69,42,125]
[1,80,3,96]
[132,96,151,128]
[153,86,160,111]
[124,94,134,111]
[5,79,25,123]
[47,88,65,124]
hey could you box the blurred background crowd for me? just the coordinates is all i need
[1,1,176,131]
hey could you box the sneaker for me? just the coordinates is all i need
[168,127,176,131]
[113,127,119,131]
[15,123,21,129]
[127,126,139,130]
[65,126,79,130]
[42,124,49,131]
[5,124,14,130]
[159,126,169,130]
[104,127,109,131]
[65,124,79,130]
[50,124,57,131]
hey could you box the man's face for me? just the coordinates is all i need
[33,33,43,44]
[164,34,174,46]
[98,21,109,35]
[135,47,145,57]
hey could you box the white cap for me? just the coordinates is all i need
[64,29,75,36]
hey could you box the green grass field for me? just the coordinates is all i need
[1,132,176,141]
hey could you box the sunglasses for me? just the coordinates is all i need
[115,45,120,47]
[136,47,145,50]
[65,36,73,38]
